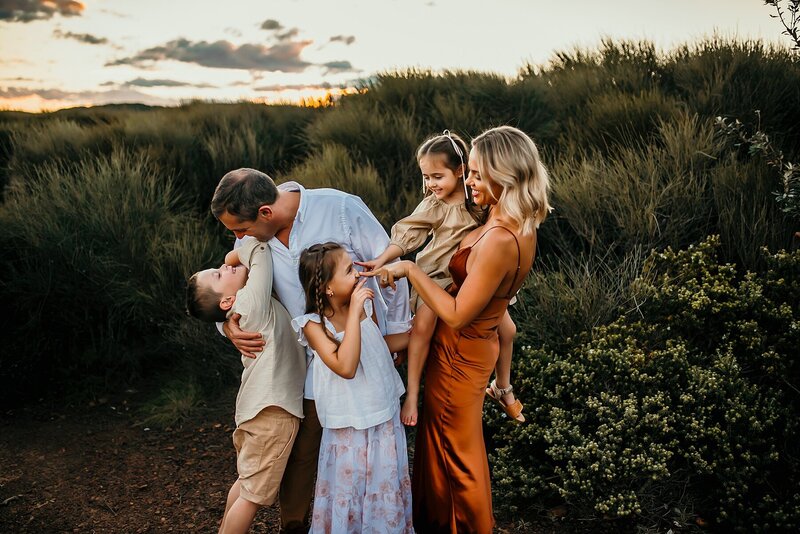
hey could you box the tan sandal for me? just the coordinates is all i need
[486,379,525,423]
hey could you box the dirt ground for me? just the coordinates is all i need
[0,387,566,533]
[0,387,279,533]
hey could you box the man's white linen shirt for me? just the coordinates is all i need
[233,181,411,400]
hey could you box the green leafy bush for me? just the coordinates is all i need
[0,149,233,403]
[493,236,800,531]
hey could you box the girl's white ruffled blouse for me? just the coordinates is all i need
[291,299,406,430]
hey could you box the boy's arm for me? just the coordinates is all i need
[216,237,264,358]
[234,240,274,333]
[224,249,241,266]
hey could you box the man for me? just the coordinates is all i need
[210,168,411,533]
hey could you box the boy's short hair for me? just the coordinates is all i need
[186,273,228,323]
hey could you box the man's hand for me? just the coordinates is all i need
[222,313,264,358]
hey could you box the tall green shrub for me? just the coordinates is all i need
[0,150,231,403]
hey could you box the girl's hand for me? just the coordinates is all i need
[349,278,374,315]
[361,261,410,290]
[353,258,385,272]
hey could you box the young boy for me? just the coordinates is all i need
[186,238,306,534]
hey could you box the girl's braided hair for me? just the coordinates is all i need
[298,242,345,345]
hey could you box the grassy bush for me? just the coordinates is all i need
[284,143,392,225]
[5,103,317,211]
[543,113,717,260]
[304,70,554,222]
[513,249,648,352]
[665,38,800,146]
[0,149,234,404]
[541,110,793,272]
[491,236,800,531]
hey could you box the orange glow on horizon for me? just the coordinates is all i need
[0,94,78,114]
[0,87,362,114]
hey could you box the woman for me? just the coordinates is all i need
[364,125,551,533]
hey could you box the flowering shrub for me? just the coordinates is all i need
[491,236,800,531]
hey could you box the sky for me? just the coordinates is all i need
[0,0,790,112]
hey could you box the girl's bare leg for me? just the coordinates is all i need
[495,310,517,406]
[401,302,437,426]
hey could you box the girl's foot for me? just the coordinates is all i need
[400,395,418,426]
[486,379,525,423]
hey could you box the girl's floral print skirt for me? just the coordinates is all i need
[311,410,414,533]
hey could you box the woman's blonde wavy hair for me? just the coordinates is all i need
[471,126,551,235]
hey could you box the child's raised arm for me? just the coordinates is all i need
[224,249,241,266]
[355,195,446,272]
[303,279,374,379]
[355,244,404,271]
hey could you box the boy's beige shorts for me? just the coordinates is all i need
[232,405,300,506]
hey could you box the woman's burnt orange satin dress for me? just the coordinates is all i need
[411,228,521,534]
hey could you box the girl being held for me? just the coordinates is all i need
[357,131,524,425]
[292,242,413,533]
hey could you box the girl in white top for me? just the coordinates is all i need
[292,242,413,534]
[357,131,524,426]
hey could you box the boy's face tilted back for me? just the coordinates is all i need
[197,264,249,302]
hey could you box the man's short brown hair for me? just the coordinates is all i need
[211,168,279,221]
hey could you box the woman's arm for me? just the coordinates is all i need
[367,231,519,330]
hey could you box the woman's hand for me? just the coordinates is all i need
[222,313,264,358]
[349,278,374,316]
[361,261,411,290]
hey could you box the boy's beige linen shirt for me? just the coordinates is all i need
[389,194,479,311]
[229,239,306,426]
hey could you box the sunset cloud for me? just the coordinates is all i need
[329,35,356,45]
[254,82,332,91]
[0,0,84,23]
[121,77,216,88]
[260,19,282,31]
[53,29,108,45]
[106,38,314,72]
[322,60,356,74]
[106,37,357,74]
[0,85,173,106]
